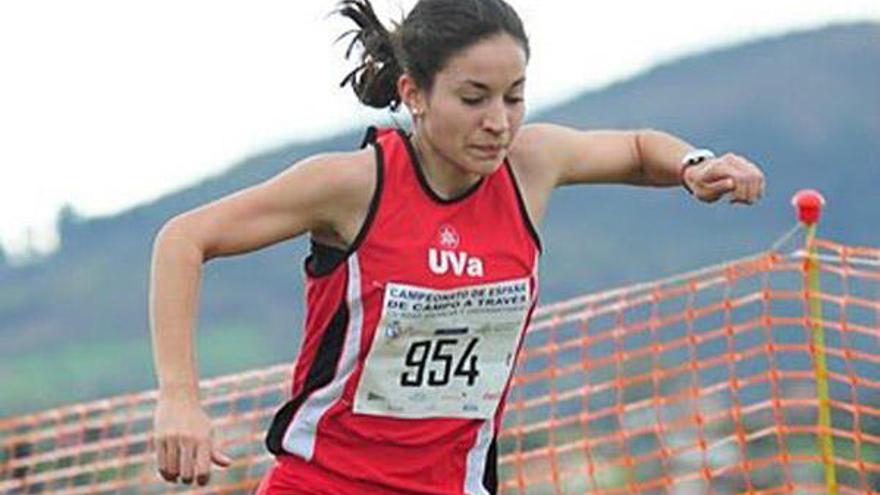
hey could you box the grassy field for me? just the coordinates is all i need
[0,322,285,417]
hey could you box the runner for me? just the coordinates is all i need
[150,0,765,493]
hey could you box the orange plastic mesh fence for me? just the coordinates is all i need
[1,237,878,494]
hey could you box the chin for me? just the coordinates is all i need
[462,159,503,177]
[463,151,507,175]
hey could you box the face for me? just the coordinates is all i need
[403,33,528,176]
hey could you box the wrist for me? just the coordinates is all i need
[679,148,715,194]
[158,379,200,402]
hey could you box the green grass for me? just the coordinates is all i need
[0,322,282,417]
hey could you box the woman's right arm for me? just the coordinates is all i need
[149,150,373,486]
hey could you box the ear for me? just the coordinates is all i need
[397,72,426,116]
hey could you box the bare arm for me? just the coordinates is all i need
[149,151,368,397]
[149,226,205,403]
[149,150,373,486]
[513,123,690,186]
[512,123,764,204]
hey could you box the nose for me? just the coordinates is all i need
[482,98,510,135]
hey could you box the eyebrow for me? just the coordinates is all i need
[463,77,526,91]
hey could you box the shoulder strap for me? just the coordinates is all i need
[359,125,399,149]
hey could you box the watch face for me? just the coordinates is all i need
[683,149,715,165]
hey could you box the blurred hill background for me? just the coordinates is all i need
[0,22,877,417]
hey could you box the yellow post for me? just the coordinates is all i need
[794,190,837,494]
[804,224,837,494]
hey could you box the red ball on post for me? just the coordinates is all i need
[791,189,826,225]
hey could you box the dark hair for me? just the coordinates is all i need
[336,0,530,111]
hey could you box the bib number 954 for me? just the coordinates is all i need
[400,337,480,388]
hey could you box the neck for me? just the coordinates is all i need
[410,130,482,200]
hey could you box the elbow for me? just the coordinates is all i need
[153,216,208,263]
[630,129,653,185]
[154,216,187,247]
[632,128,672,186]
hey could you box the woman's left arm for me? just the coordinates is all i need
[513,123,765,204]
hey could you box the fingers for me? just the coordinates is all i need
[728,156,765,205]
[158,436,180,482]
[698,161,729,183]
[195,439,212,486]
[156,435,227,487]
[212,447,234,468]
[753,163,766,200]
[730,174,752,204]
[692,153,765,205]
[691,178,731,203]
[154,400,225,487]
[180,438,196,484]
[701,178,735,203]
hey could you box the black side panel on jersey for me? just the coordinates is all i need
[265,296,350,455]
[304,127,385,278]
[306,240,347,275]
[483,436,498,494]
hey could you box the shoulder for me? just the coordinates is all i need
[306,145,376,216]
[509,122,596,170]
[499,124,567,228]
[508,123,568,188]
[509,122,642,187]
[289,145,378,247]
[158,145,377,259]
[312,146,376,191]
[272,147,375,209]
[509,122,557,162]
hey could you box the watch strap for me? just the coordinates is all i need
[679,148,716,195]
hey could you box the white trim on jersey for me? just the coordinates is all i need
[464,419,494,495]
[283,254,365,460]
[463,257,540,494]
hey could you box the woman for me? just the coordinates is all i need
[150,0,765,493]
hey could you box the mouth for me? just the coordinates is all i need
[471,144,504,156]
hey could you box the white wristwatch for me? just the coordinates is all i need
[680,148,716,195]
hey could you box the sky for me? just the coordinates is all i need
[0,1,877,266]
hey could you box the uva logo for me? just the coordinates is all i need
[428,249,485,277]
[428,225,485,277]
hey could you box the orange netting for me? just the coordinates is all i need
[1,236,878,494]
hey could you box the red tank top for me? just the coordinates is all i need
[263,127,541,495]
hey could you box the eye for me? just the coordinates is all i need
[461,96,484,106]
[505,95,524,105]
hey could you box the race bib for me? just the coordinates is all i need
[353,278,531,419]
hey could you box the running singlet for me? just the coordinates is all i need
[257,127,542,495]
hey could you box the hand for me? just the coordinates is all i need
[683,153,765,204]
[152,395,233,487]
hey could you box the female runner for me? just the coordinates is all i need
[150,0,765,493]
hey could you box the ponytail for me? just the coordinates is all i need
[335,0,530,112]
[336,0,404,110]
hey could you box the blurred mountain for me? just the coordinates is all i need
[1,22,877,416]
